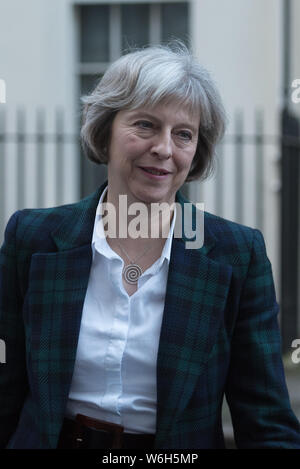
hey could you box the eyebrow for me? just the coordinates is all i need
[128,110,199,134]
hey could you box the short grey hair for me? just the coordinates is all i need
[81,41,227,181]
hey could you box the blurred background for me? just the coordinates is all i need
[0,0,299,447]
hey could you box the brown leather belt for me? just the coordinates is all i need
[57,414,155,449]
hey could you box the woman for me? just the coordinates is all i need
[0,43,300,450]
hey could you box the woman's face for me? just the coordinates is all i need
[107,101,199,206]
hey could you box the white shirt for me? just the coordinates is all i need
[66,186,176,434]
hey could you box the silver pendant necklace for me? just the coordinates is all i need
[117,242,154,284]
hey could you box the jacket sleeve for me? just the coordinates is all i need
[0,211,28,448]
[225,228,300,448]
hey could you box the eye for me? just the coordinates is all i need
[176,130,193,141]
[134,120,153,129]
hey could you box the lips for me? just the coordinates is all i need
[140,167,170,175]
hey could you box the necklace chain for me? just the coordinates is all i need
[117,241,153,265]
[117,241,155,285]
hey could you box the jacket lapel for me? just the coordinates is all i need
[154,195,233,448]
[28,185,104,447]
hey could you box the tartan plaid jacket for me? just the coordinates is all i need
[0,181,300,449]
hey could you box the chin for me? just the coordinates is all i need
[135,190,171,205]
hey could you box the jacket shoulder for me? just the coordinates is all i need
[204,211,257,245]
[177,189,259,252]
[203,211,267,266]
[3,191,99,252]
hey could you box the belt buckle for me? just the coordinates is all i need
[74,413,124,449]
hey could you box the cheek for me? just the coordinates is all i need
[110,136,139,165]
[186,146,197,169]
[176,151,195,172]
[125,137,150,158]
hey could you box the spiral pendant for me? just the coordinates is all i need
[123,263,142,284]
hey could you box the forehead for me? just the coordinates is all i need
[123,101,200,129]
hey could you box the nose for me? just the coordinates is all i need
[150,130,172,159]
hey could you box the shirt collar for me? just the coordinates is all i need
[92,185,176,267]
